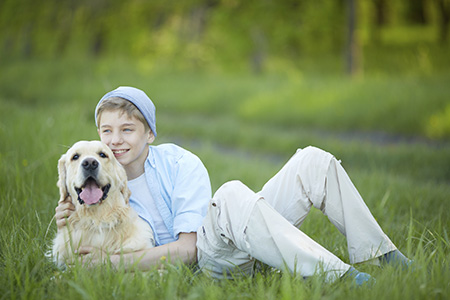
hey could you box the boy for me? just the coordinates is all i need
[55,86,411,285]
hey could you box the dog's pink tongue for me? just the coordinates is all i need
[80,181,103,205]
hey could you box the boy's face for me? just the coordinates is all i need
[97,110,154,179]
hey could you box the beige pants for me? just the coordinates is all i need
[196,146,396,281]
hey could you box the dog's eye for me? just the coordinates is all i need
[72,154,80,161]
[99,152,108,159]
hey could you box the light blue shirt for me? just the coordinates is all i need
[128,143,212,246]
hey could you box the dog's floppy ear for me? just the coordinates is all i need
[121,183,132,205]
[115,160,131,205]
[57,154,69,203]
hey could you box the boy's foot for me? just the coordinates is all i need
[379,250,413,269]
[342,267,375,287]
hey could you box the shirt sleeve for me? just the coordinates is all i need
[170,150,212,238]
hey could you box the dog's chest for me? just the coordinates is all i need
[69,216,128,248]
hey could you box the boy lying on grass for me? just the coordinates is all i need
[55,86,411,285]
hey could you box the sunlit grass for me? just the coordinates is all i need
[0,58,449,299]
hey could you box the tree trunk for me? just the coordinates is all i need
[437,0,450,44]
[372,0,388,44]
[406,0,427,24]
[250,27,266,74]
[346,0,361,77]
[374,0,388,27]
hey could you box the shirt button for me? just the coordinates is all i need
[212,202,217,207]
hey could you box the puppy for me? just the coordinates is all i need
[52,140,154,267]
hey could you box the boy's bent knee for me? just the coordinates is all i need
[213,180,261,217]
[216,180,246,192]
[214,180,253,202]
[294,146,332,163]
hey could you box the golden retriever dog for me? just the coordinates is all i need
[52,140,155,267]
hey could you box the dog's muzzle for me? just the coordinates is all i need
[75,178,111,206]
[82,157,99,176]
[75,158,111,205]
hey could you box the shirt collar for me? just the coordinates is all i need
[146,145,156,168]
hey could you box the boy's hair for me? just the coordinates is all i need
[96,97,151,132]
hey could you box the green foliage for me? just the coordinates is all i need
[237,73,450,139]
[1,0,448,72]
[426,103,450,138]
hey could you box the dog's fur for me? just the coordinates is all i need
[52,140,154,267]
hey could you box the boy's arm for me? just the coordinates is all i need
[77,232,198,270]
[55,196,75,230]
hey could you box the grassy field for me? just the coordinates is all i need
[0,57,449,299]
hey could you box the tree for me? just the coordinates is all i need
[346,0,361,76]
[436,0,450,43]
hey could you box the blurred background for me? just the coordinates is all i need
[1,0,449,142]
[1,0,450,73]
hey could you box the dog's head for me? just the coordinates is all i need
[57,141,130,207]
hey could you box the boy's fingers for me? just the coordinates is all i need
[55,201,75,214]
[55,218,67,229]
[55,209,71,229]
[76,246,94,255]
[55,199,75,230]
[58,194,73,204]
[77,246,108,260]
[55,209,71,220]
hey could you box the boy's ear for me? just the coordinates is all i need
[57,154,68,203]
[147,131,155,144]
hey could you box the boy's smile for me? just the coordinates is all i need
[98,110,155,180]
[112,149,129,157]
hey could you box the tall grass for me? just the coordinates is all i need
[1,57,449,299]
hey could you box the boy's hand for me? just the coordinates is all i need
[78,246,110,265]
[55,195,75,230]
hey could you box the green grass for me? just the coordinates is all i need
[1,57,449,299]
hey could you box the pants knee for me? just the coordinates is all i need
[214,180,249,202]
[212,180,261,224]
[294,146,332,165]
[291,147,334,206]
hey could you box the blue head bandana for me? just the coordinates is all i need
[95,86,157,137]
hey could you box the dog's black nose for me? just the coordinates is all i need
[81,158,99,171]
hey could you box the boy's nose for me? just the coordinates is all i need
[111,133,123,145]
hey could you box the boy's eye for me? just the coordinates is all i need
[99,152,108,158]
[72,154,80,161]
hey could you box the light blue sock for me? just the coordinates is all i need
[343,267,375,286]
[379,249,412,268]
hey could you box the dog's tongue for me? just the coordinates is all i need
[80,180,103,205]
